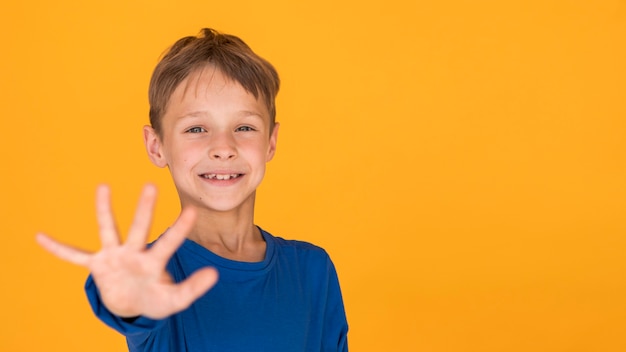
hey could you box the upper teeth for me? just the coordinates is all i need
[204,174,239,180]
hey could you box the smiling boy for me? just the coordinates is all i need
[37,28,348,351]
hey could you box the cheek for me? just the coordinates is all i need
[170,144,203,168]
[245,142,271,163]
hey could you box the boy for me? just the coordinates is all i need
[36,28,348,352]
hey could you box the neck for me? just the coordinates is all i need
[182,197,265,262]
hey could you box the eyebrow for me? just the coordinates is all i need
[176,110,266,121]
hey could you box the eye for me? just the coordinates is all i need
[236,126,256,132]
[186,126,206,133]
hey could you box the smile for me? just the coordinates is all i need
[201,173,243,180]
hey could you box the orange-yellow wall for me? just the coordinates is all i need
[1,1,625,351]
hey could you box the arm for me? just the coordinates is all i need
[322,254,349,352]
[36,184,218,320]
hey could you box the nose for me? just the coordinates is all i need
[209,130,237,160]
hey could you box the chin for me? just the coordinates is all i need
[194,194,256,213]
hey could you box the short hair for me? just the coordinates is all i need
[148,28,280,135]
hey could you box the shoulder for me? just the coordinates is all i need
[273,236,326,253]
[262,229,334,266]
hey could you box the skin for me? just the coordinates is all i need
[36,66,279,319]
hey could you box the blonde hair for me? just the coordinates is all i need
[148,28,280,135]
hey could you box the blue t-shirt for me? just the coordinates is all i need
[85,228,349,352]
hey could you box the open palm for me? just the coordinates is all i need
[36,184,218,319]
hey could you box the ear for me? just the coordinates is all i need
[143,125,168,168]
[266,122,280,162]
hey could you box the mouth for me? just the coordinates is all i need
[200,173,244,180]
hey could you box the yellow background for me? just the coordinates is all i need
[1,0,625,351]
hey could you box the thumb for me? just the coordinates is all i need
[169,267,219,312]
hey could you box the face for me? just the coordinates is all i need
[144,66,279,213]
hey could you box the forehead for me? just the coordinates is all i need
[165,65,269,119]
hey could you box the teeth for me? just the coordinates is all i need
[203,173,240,180]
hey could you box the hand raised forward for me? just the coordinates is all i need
[36,184,218,319]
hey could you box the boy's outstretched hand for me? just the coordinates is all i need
[36,184,218,320]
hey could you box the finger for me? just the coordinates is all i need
[35,233,91,266]
[125,184,158,249]
[149,206,197,262]
[168,267,219,314]
[95,185,120,248]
